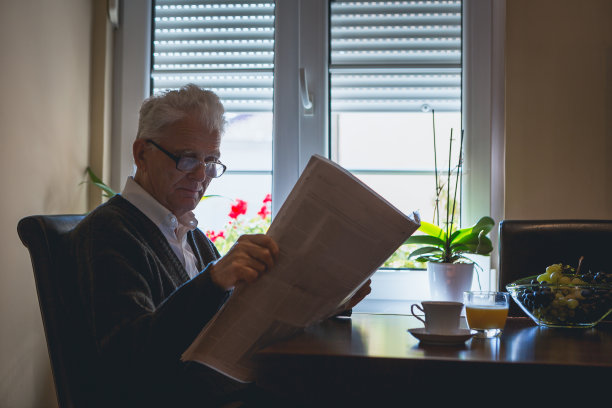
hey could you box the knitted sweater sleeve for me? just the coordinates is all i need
[73,198,230,380]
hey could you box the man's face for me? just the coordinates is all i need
[134,115,221,217]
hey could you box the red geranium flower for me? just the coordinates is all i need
[206,230,225,242]
[257,194,272,219]
[257,204,270,220]
[228,199,248,219]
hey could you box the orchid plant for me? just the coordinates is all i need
[404,111,495,264]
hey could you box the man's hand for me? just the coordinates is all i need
[209,234,280,290]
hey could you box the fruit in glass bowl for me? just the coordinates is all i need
[506,263,612,328]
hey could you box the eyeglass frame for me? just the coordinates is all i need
[145,139,227,178]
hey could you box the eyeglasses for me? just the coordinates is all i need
[145,139,226,178]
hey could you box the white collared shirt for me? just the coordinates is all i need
[121,177,200,279]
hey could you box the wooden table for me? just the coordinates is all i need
[255,314,612,405]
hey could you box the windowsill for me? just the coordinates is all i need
[354,267,497,315]
[353,299,471,317]
[353,299,416,315]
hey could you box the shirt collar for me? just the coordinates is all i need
[121,177,198,233]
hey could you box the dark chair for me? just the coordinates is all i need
[18,215,253,408]
[498,219,612,316]
[17,214,99,408]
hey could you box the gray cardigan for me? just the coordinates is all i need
[72,195,236,406]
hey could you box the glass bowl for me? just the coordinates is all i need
[506,275,612,328]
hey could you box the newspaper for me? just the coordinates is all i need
[181,154,420,382]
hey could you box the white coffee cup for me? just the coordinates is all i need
[410,301,463,334]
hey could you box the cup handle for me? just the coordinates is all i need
[410,304,426,325]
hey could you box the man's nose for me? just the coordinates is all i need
[187,163,207,182]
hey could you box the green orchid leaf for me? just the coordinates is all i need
[450,254,475,264]
[408,246,444,259]
[417,221,446,240]
[450,216,495,246]
[404,235,445,247]
[448,229,461,242]
[415,254,446,263]
[450,230,480,246]
[475,233,494,255]
[450,243,470,252]
[451,235,493,255]
[471,216,495,235]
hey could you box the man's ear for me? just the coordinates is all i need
[133,138,147,170]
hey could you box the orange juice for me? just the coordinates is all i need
[465,305,509,330]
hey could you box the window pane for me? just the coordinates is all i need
[330,0,463,269]
[334,112,461,171]
[219,112,272,172]
[197,173,272,238]
[152,1,275,253]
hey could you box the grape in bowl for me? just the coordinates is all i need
[505,264,612,328]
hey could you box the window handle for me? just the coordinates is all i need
[299,67,313,115]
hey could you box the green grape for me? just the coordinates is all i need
[546,263,563,275]
[537,272,551,283]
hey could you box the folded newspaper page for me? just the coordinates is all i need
[182,154,420,382]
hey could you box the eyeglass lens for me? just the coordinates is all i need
[177,157,225,178]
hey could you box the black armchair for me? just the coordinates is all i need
[498,219,612,316]
[17,214,99,408]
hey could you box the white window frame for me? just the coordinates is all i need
[110,0,151,192]
[111,0,506,303]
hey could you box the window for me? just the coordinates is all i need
[151,1,276,236]
[329,1,462,268]
[112,0,503,308]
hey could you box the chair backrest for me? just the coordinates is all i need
[17,214,97,408]
[499,219,612,316]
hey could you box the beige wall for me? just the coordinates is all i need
[1,0,611,406]
[0,0,92,407]
[504,0,612,219]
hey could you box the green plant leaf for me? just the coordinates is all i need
[450,216,495,246]
[404,235,445,247]
[407,246,444,259]
[200,194,228,201]
[451,235,493,255]
[471,216,495,235]
[84,167,117,197]
[415,255,441,263]
[417,221,446,240]
[450,230,480,246]
[448,229,461,242]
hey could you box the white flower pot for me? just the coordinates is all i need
[427,262,474,303]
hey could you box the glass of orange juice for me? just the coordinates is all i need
[463,291,510,338]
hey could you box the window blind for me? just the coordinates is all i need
[330,0,462,112]
[152,1,460,113]
[152,0,275,112]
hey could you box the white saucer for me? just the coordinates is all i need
[408,328,475,345]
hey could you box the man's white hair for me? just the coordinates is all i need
[136,83,226,141]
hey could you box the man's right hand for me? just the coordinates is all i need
[209,234,280,290]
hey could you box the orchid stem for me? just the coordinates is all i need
[450,129,464,239]
[445,129,453,261]
[432,110,440,226]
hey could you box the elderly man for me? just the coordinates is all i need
[73,84,370,407]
